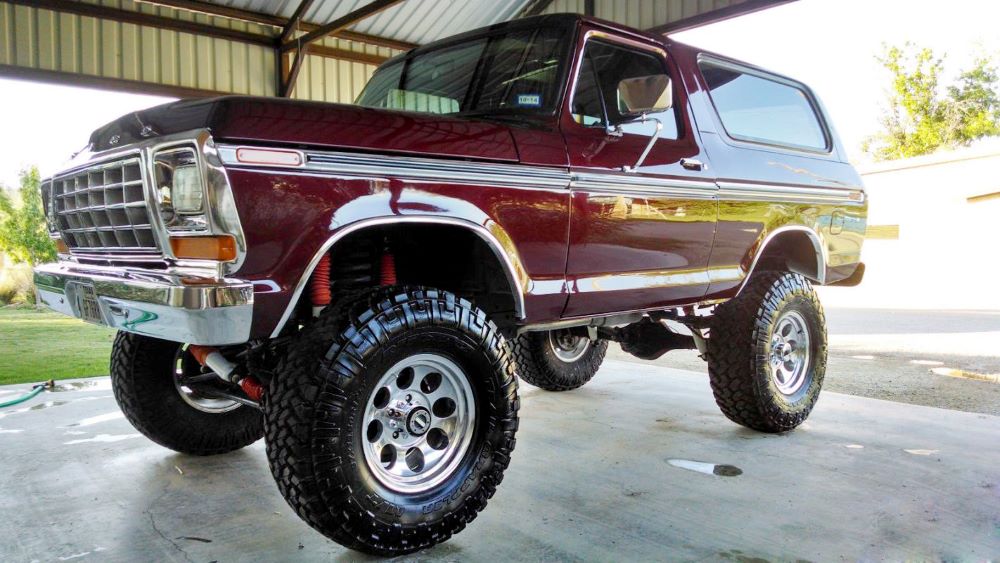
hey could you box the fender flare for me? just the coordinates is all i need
[269,216,528,338]
[735,225,827,297]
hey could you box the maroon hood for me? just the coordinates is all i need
[88,96,520,162]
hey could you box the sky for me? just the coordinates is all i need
[1,0,999,189]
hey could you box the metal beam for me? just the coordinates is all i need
[9,0,273,46]
[136,0,416,51]
[310,45,389,66]
[645,0,796,35]
[282,0,405,52]
[280,49,306,97]
[8,0,402,65]
[137,0,287,26]
[335,30,414,52]
[280,0,316,45]
[275,39,388,98]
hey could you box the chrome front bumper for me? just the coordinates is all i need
[33,262,254,345]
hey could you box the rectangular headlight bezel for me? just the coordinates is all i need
[153,146,208,232]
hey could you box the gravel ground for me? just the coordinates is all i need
[602,307,1000,417]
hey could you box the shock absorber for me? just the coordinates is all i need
[310,253,332,316]
[238,377,264,402]
[187,345,264,402]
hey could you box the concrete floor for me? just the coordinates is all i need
[1,360,998,562]
[615,308,1000,416]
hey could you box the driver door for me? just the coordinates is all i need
[560,34,718,318]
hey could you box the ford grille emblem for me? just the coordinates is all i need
[109,134,121,145]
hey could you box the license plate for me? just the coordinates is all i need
[67,282,103,324]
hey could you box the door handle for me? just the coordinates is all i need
[680,158,706,171]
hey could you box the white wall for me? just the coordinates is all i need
[818,141,1000,311]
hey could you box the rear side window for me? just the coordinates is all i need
[699,60,828,151]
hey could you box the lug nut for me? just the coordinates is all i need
[393,431,400,439]
[406,394,412,403]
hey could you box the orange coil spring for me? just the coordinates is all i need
[310,253,331,306]
[380,251,396,286]
[240,376,264,402]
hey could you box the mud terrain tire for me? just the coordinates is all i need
[263,287,518,556]
[512,330,608,391]
[706,272,828,433]
[110,332,263,455]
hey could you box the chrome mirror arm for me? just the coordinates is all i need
[622,113,662,173]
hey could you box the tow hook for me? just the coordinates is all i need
[187,345,265,403]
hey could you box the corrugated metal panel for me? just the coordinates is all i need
[0,0,776,103]
[219,0,531,45]
[292,41,382,103]
[542,0,741,30]
[0,0,277,95]
[330,0,526,46]
[212,0,754,45]
[0,0,405,101]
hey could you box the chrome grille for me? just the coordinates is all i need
[48,157,160,254]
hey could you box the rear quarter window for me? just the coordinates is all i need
[699,59,828,152]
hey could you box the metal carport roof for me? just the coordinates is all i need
[0,0,792,102]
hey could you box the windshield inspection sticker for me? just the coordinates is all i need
[517,94,542,107]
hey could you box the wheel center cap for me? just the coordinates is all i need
[406,407,431,436]
[781,343,793,360]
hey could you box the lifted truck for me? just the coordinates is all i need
[34,14,866,555]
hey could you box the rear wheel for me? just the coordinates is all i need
[110,332,263,455]
[263,287,518,555]
[706,271,827,433]
[512,329,608,391]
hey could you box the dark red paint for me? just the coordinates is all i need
[200,15,865,338]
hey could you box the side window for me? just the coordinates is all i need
[699,60,828,151]
[570,51,606,126]
[570,40,680,140]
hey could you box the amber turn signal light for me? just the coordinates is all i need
[170,235,237,262]
[54,238,69,254]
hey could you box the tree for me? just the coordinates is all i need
[863,44,1000,161]
[0,167,56,265]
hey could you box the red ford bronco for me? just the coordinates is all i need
[34,14,866,555]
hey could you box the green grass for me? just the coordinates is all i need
[0,306,116,385]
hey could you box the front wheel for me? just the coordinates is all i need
[110,332,263,455]
[264,287,518,556]
[511,330,608,391]
[706,272,828,433]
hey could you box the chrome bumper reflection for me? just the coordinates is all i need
[33,262,254,345]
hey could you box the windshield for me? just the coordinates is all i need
[356,26,570,116]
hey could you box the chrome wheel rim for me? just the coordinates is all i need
[547,330,591,363]
[767,310,812,396]
[172,347,240,413]
[361,354,476,494]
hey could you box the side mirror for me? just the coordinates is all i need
[617,74,673,116]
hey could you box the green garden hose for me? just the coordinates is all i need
[0,380,53,409]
